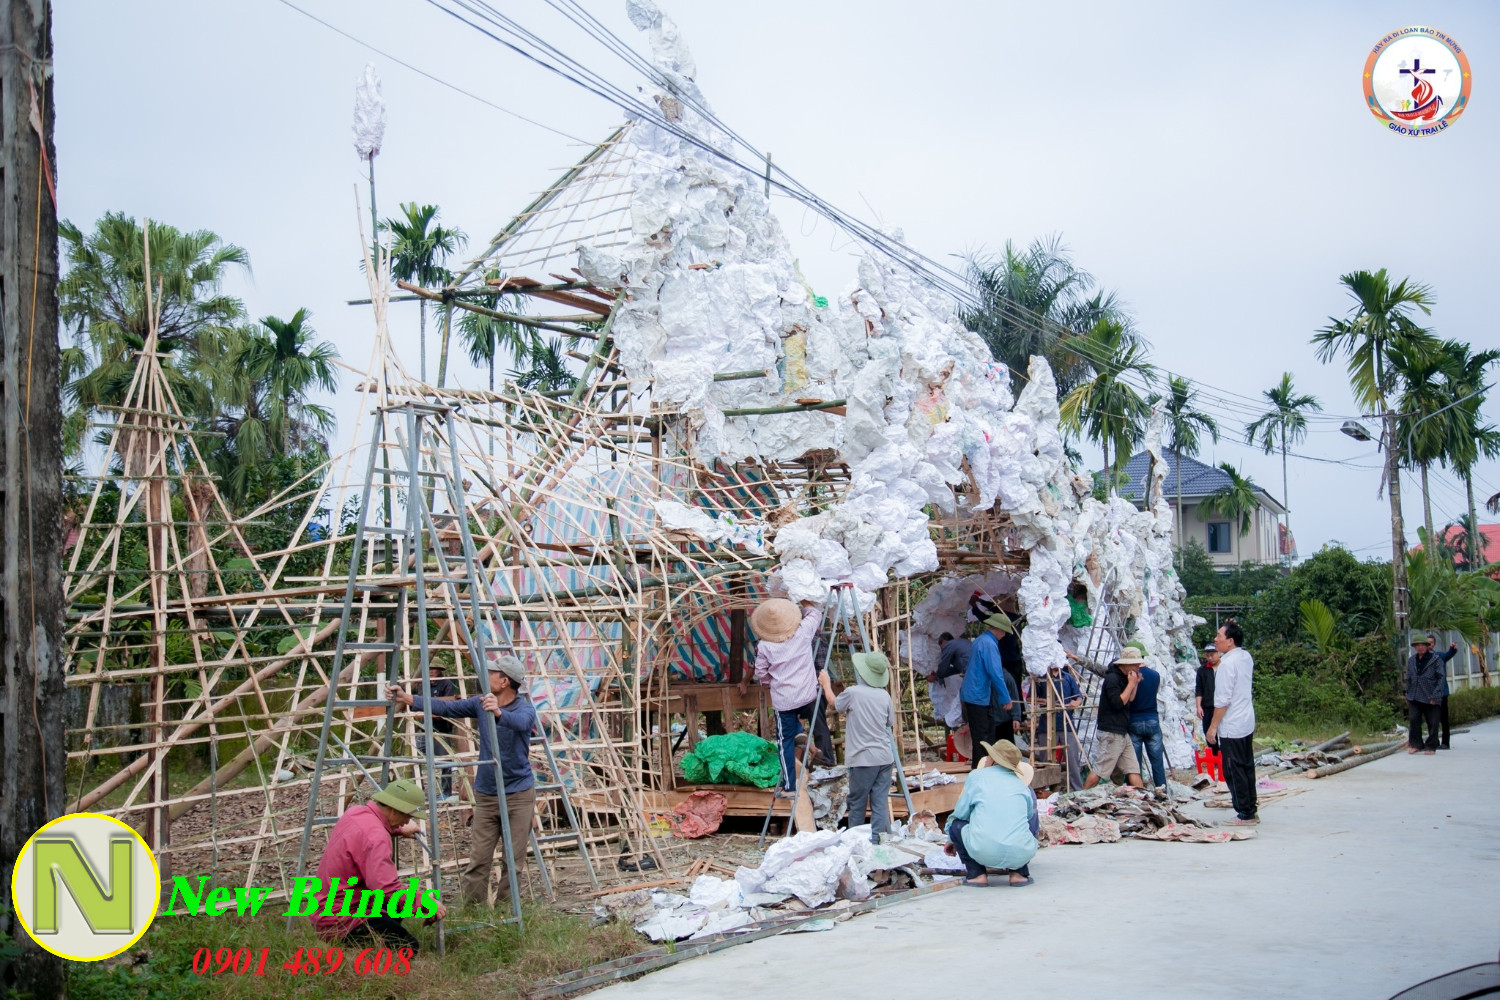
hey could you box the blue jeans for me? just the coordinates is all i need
[1128,716,1167,787]
[949,818,1031,882]
[775,700,831,791]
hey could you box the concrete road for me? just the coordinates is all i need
[595,719,1500,1000]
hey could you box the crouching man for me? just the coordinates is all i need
[309,778,446,951]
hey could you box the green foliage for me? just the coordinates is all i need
[1448,685,1500,727]
[1242,545,1390,644]
[71,905,642,1000]
[1248,635,1402,733]
[1300,599,1351,656]
[1405,534,1498,645]
[1059,318,1156,475]
[961,234,1133,399]
[1178,539,1283,599]
[1200,462,1260,536]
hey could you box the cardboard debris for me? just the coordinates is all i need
[1041,784,1254,844]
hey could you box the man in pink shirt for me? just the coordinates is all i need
[739,598,834,792]
[308,778,447,950]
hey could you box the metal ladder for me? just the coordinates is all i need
[1068,570,1131,763]
[758,583,916,846]
[286,402,591,947]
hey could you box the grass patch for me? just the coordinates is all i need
[69,903,644,1000]
[1449,685,1500,728]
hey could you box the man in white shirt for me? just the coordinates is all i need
[1206,620,1257,825]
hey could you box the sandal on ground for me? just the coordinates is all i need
[1005,876,1034,887]
[961,878,1000,888]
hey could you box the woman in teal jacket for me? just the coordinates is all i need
[944,739,1038,887]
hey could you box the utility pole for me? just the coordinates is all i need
[1384,409,1410,650]
[1,0,66,995]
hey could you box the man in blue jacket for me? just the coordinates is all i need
[389,653,536,905]
[959,612,1016,769]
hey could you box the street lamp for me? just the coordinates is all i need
[1340,420,1374,443]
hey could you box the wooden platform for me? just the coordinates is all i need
[644,759,970,820]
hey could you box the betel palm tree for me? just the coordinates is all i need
[456,273,539,393]
[1200,463,1261,563]
[1389,336,1460,543]
[199,311,339,500]
[1059,317,1156,485]
[1155,376,1219,568]
[1311,268,1438,641]
[244,309,339,454]
[379,203,466,385]
[1244,372,1321,566]
[1440,341,1500,571]
[59,213,250,457]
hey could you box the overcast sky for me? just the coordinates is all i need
[54,1,1500,562]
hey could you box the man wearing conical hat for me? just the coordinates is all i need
[943,739,1038,887]
[741,598,836,792]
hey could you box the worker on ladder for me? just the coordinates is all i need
[388,653,536,907]
[740,598,836,791]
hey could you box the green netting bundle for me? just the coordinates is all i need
[680,732,781,788]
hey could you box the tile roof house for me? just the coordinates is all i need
[1413,523,1500,579]
[1111,451,1288,567]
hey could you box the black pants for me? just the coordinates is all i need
[343,915,420,953]
[1440,695,1450,748]
[962,701,1015,769]
[1219,733,1257,820]
[949,818,1030,882]
[1408,700,1441,750]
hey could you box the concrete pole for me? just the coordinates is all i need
[0,0,66,994]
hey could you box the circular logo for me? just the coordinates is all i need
[9,813,161,961]
[1364,26,1472,135]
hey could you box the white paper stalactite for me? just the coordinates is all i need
[597,2,1201,742]
[352,64,386,161]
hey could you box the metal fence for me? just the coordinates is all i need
[1425,629,1497,693]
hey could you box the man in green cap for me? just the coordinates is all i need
[1405,633,1457,754]
[309,777,446,950]
[835,650,898,842]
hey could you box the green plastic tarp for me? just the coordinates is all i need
[680,731,781,788]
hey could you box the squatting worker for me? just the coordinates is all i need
[1404,633,1457,755]
[1082,647,1146,789]
[740,598,836,791]
[836,650,898,842]
[1207,621,1257,825]
[1196,643,1219,752]
[959,611,1017,768]
[388,653,537,906]
[944,739,1038,888]
[310,778,446,950]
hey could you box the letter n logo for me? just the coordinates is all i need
[8,812,161,961]
[32,836,134,934]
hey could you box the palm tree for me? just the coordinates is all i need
[1311,268,1438,641]
[1389,337,1458,543]
[1155,376,1219,567]
[198,312,339,500]
[59,213,249,456]
[1200,463,1261,562]
[244,309,339,454]
[456,274,538,393]
[962,235,1134,397]
[1440,342,1500,571]
[379,203,465,385]
[513,338,580,394]
[1244,372,1321,566]
[1059,317,1156,482]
